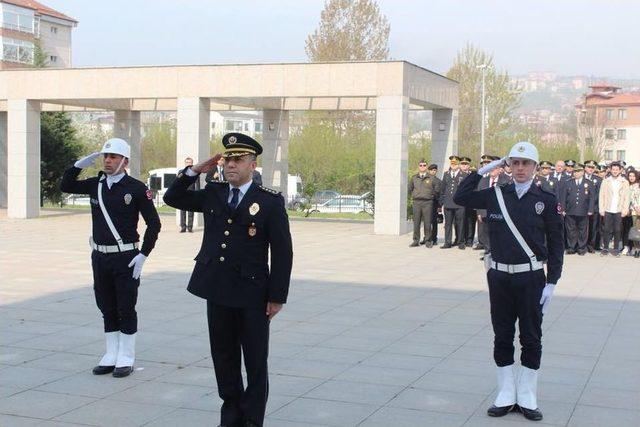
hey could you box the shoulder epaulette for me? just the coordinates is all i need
[258,185,281,196]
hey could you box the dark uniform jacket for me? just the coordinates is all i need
[584,173,602,213]
[439,170,467,209]
[408,173,441,201]
[559,179,596,216]
[163,169,293,308]
[60,167,161,256]
[454,172,564,284]
[534,175,558,196]
[477,174,511,217]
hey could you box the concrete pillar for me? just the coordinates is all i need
[7,100,41,218]
[374,95,409,235]
[176,97,210,228]
[261,109,289,199]
[431,109,458,174]
[114,110,141,178]
[0,112,7,208]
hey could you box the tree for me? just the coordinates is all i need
[32,39,48,68]
[41,112,82,205]
[305,0,390,62]
[141,121,177,177]
[446,44,521,158]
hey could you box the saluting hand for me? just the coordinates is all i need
[192,154,223,174]
[266,302,283,320]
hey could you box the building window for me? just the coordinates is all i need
[224,120,243,132]
[254,122,262,132]
[617,129,626,140]
[2,8,34,33]
[50,26,58,34]
[606,109,614,120]
[1,37,34,63]
[244,123,249,131]
[49,55,57,63]
[618,109,627,120]
[604,150,613,161]
[605,129,615,139]
[617,150,626,161]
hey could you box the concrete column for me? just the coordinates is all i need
[7,99,41,218]
[114,110,141,178]
[431,109,458,174]
[374,95,409,235]
[0,112,7,208]
[261,109,289,199]
[176,97,210,228]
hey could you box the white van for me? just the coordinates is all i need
[147,168,178,205]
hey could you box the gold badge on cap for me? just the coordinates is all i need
[124,193,132,205]
[248,223,257,237]
[229,136,237,144]
[249,202,260,216]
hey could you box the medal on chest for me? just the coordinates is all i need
[248,222,257,237]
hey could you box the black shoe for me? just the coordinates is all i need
[587,247,595,253]
[409,241,419,247]
[441,244,452,249]
[635,251,640,258]
[187,228,193,233]
[578,251,586,256]
[180,228,186,233]
[466,242,473,247]
[518,405,543,421]
[473,244,484,251]
[419,239,426,245]
[487,404,516,417]
[614,251,621,257]
[92,365,115,375]
[566,249,575,255]
[112,366,133,378]
[244,421,259,427]
[458,244,466,250]
[600,250,609,256]
[425,241,433,248]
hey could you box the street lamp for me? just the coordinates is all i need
[476,64,488,158]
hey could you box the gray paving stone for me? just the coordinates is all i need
[412,371,496,395]
[387,387,486,416]
[305,379,403,405]
[36,371,144,398]
[0,346,52,366]
[155,365,215,388]
[143,408,219,427]
[108,381,213,407]
[360,406,467,427]
[0,389,95,419]
[579,386,640,410]
[0,365,72,389]
[335,364,424,387]
[269,397,378,426]
[54,399,175,426]
[568,405,640,427]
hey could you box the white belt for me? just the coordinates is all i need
[90,237,138,254]
[490,260,544,274]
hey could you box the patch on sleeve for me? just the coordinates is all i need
[146,189,153,200]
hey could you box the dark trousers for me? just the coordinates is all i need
[430,204,439,244]
[587,214,601,250]
[603,212,623,252]
[412,200,433,243]
[180,209,194,230]
[207,303,270,427]
[464,208,477,245]
[91,250,139,334]
[444,207,464,245]
[565,215,589,252]
[622,215,633,250]
[488,269,545,370]
[478,217,490,251]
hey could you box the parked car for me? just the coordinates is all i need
[310,193,373,214]
[64,194,91,206]
[288,190,340,210]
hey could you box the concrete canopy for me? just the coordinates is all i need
[0,61,458,235]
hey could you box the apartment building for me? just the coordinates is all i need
[0,0,77,69]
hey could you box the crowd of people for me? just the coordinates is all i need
[409,155,640,258]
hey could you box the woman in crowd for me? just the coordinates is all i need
[628,170,640,257]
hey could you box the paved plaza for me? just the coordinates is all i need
[1,211,640,426]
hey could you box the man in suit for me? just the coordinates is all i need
[559,164,595,255]
[180,157,200,232]
[584,160,603,252]
[439,155,467,249]
[164,133,293,427]
[205,156,226,183]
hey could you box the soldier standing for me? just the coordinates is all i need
[559,164,595,255]
[408,159,441,247]
[584,160,603,252]
[440,156,467,249]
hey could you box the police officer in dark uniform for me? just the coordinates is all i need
[440,155,466,249]
[559,164,595,255]
[408,159,442,247]
[534,161,558,196]
[460,156,477,247]
[428,164,442,245]
[60,138,161,378]
[584,160,603,252]
[455,142,563,422]
[163,133,293,427]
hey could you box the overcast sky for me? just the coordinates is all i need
[45,0,640,78]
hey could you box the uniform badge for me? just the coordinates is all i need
[124,193,132,205]
[248,223,257,237]
[550,181,554,186]
[535,201,544,215]
[556,203,562,214]
[229,136,237,144]
[249,202,260,216]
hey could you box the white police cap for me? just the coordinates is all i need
[100,138,131,158]
[507,141,538,164]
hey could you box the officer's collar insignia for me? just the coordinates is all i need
[228,136,237,144]
[249,202,260,216]
[535,201,544,215]
[550,181,554,186]
[124,193,132,205]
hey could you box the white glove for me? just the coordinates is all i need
[539,283,555,314]
[74,152,101,169]
[128,253,147,280]
[478,157,506,176]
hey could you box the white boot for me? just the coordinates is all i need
[516,366,538,410]
[98,331,119,366]
[494,365,517,407]
[115,332,136,368]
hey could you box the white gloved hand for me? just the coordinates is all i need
[74,152,101,169]
[478,157,506,176]
[539,283,555,314]
[127,253,147,280]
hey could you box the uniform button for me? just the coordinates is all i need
[219,256,225,262]
[224,230,230,236]
[221,243,227,249]
[227,219,233,224]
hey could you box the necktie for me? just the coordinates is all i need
[490,179,496,187]
[228,188,240,210]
